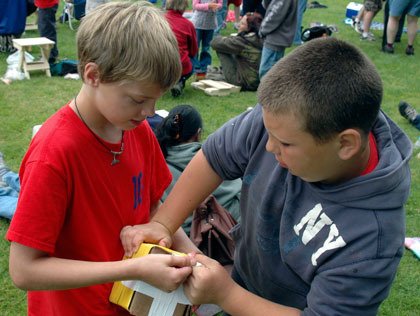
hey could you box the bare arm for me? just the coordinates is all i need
[153,149,223,235]
[9,242,194,292]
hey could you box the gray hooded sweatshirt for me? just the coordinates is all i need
[202,105,411,315]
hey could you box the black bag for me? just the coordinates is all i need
[301,25,332,42]
[190,195,237,266]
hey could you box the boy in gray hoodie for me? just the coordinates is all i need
[121,38,412,315]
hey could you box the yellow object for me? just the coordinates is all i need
[109,243,186,312]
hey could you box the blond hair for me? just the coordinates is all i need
[165,0,189,11]
[77,1,181,89]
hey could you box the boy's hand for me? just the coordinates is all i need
[120,222,173,257]
[184,254,235,305]
[131,254,194,293]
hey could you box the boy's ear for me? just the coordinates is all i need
[83,62,100,86]
[337,129,363,160]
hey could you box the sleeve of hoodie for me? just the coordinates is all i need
[202,105,267,180]
[259,0,291,37]
[193,0,222,11]
[211,35,248,55]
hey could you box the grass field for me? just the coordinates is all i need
[0,0,419,314]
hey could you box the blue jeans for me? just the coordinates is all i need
[293,0,308,45]
[0,171,20,220]
[215,0,228,34]
[259,46,285,79]
[195,29,214,73]
[37,4,58,63]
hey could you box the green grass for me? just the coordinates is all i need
[0,1,419,314]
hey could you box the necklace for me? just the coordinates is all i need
[74,95,124,166]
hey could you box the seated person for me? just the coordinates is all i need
[210,12,263,91]
[165,0,198,97]
[155,104,241,235]
[0,152,19,220]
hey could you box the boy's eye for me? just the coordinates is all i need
[131,98,145,105]
[280,142,290,147]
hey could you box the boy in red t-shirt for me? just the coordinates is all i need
[6,2,197,315]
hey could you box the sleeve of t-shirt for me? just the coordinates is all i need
[202,105,267,180]
[6,160,68,254]
[303,257,401,315]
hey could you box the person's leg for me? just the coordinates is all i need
[406,15,418,46]
[361,10,376,40]
[405,15,418,55]
[215,0,228,34]
[259,46,284,79]
[199,30,214,72]
[293,0,308,45]
[37,4,58,63]
[195,28,203,73]
[216,52,239,85]
[382,0,389,49]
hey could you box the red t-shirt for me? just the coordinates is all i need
[6,104,172,316]
[35,0,59,9]
[165,10,198,76]
[361,132,379,175]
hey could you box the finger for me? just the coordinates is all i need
[169,255,193,268]
[158,236,173,248]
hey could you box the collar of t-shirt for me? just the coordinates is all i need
[361,132,379,176]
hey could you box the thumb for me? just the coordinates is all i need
[158,236,173,248]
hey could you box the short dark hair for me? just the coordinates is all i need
[258,38,382,143]
[156,105,203,157]
[244,12,263,34]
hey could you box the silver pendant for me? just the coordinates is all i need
[111,151,122,166]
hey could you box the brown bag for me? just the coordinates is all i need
[190,195,237,266]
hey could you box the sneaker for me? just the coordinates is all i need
[360,33,375,41]
[233,22,240,30]
[170,82,183,97]
[406,46,414,56]
[383,44,394,54]
[399,101,418,122]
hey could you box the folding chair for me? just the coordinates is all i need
[60,0,86,30]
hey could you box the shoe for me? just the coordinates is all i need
[360,33,375,41]
[406,46,414,56]
[399,101,418,122]
[170,82,183,97]
[205,72,225,81]
[383,44,394,54]
[233,22,240,30]
[206,66,223,74]
[195,72,207,81]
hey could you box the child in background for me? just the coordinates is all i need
[155,104,241,235]
[165,0,198,97]
[191,0,222,79]
[121,38,411,315]
[6,2,196,315]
